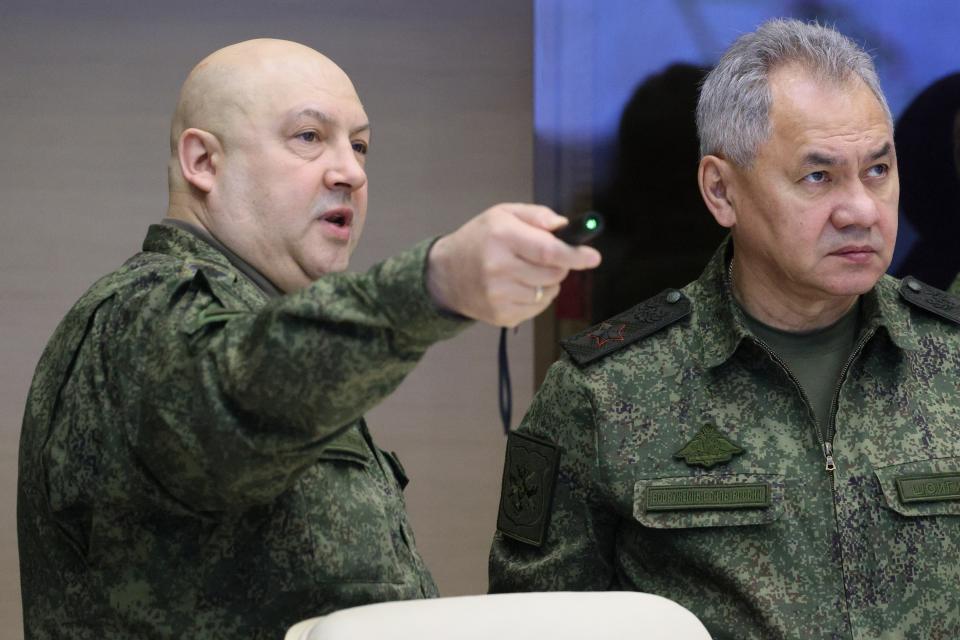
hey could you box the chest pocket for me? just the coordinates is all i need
[633,472,786,529]
[295,425,407,584]
[874,457,960,518]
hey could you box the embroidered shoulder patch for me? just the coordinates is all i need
[496,431,560,547]
[561,289,691,366]
[899,277,960,325]
[674,424,744,469]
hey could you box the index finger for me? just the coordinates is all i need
[507,220,602,270]
[504,203,569,232]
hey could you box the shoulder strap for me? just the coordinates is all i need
[899,276,960,325]
[561,288,691,367]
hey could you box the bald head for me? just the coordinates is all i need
[165,38,371,292]
[168,39,360,193]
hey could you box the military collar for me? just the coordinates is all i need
[691,239,919,370]
[871,274,922,351]
[147,220,284,299]
[688,239,749,369]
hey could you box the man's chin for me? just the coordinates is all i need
[304,255,350,279]
[822,272,884,298]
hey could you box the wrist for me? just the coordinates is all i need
[425,234,457,314]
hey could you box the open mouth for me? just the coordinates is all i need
[318,207,354,241]
[321,209,353,228]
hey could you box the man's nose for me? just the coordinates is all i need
[324,140,367,192]
[832,179,881,229]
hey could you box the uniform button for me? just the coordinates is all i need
[666,290,682,304]
[907,279,922,293]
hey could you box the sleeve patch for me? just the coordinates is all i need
[496,431,560,547]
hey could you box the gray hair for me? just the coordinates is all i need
[696,18,892,166]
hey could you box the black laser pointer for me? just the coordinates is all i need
[553,210,604,246]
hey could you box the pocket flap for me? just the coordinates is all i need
[634,473,786,529]
[317,425,371,466]
[874,457,960,517]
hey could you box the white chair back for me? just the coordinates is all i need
[284,591,712,639]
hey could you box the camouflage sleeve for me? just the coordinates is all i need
[120,238,469,511]
[488,358,618,592]
[949,273,960,296]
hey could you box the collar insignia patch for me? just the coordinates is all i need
[588,322,626,348]
[674,424,744,469]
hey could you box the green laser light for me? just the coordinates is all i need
[553,211,603,245]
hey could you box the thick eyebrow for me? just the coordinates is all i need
[800,151,842,168]
[799,141,892,169]
[866,141,892,163]
[292,108,371,136]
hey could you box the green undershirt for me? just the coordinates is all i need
[741,300,861,430]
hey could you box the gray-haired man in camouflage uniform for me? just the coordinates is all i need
[18,39,600,639]
[490,19,960,639]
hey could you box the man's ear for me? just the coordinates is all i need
[698,155,738,228]
[178,128,222,193]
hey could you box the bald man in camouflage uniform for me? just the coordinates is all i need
[18,40,600,639]
[489,20,960,639]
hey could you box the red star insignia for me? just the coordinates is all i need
[588,322,626,348]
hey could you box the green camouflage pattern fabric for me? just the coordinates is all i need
[19,223,468,639]
[950,273,960,296]
[490,241,960,640]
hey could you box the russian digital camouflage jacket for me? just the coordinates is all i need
[490,242,960,640]
[18,223,468,639]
